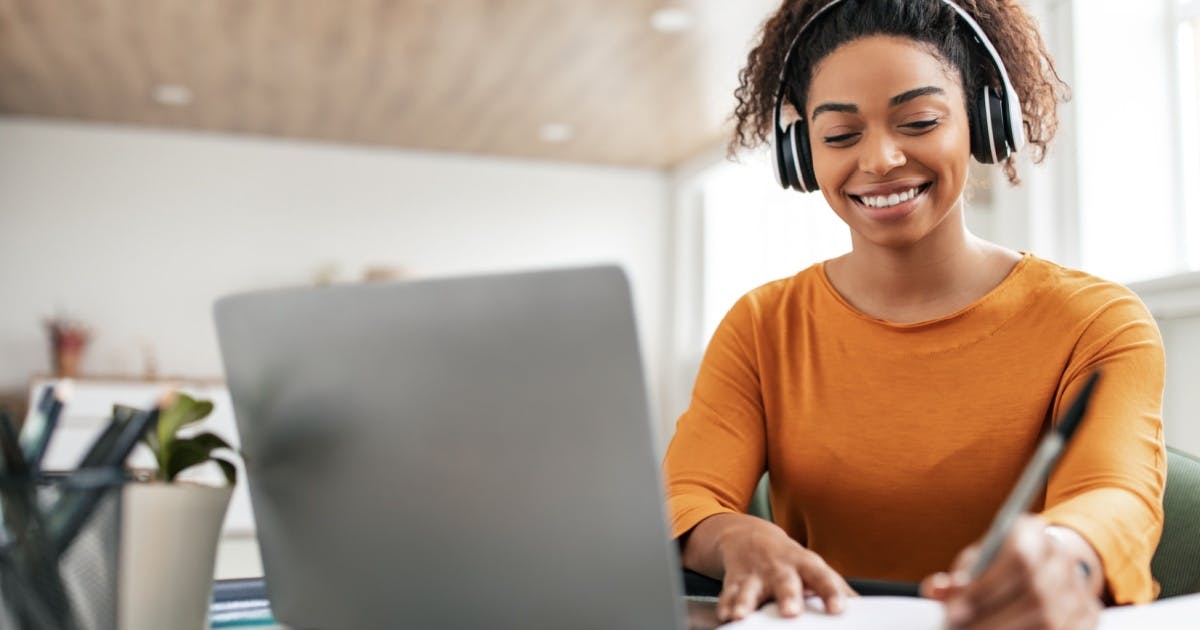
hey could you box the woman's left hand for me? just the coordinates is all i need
[920,515,1103,629]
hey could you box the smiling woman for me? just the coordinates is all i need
[663,1,1168,629]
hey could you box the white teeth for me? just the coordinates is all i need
[858,186,923,208]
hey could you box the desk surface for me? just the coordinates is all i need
[221,599,722,629]
[211,578,724,630]
[687,599,722,629]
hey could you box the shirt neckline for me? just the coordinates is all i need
[814,251,1035,331]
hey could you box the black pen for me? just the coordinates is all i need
[968,370,1102,579]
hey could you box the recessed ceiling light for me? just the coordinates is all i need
[650,7,694,33]
[153,84,194,106]
[538,123,574,144]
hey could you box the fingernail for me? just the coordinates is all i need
[733,604,748,618]
[946,599,971,625]
[950,570,970,587]
[830,595,844,614]
[781,599,797,615]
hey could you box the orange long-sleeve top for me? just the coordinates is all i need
[664,253,1166,604]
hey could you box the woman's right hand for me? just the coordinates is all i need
[683,513,857,622]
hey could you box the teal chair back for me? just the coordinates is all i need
[748,447,1200,599]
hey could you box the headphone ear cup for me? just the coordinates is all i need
[970,85,1010,164]
[779,123,803,190]
[969,86,992,164]
[793,119,819,193]
[772,125,791,188]
[985,86,1010,162]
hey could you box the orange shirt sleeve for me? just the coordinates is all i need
[663,293,767,540]
[1039,289,1167,604]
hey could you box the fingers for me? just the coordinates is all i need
[923,542,978,603]
[712,517,853,622]
[717,574,763,621]
[920,571,959,601]
[795,555,850,614]
[717,556,852,621]
[954,517,1049,621]
[940,515,1104,630]
[771,569,803,617]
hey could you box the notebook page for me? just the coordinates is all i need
[719,597,943,629]
[720,592,1200,629]
[1098,592,1200,629]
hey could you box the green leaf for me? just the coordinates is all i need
[164,437,214,481]
[128,394,238,484]
[189,431,233,452]
[163,432,237,482]
[155,393,214,459]
[213,457,238,486]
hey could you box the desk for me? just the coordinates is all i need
[211,578,723,628]
[210,590,722,629]
[687,598,722,629]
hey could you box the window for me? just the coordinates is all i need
[1179,1,1200,268]
[698,150,850,340]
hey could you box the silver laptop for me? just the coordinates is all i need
[213,266,686,629]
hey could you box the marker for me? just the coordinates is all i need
[21,381,73,473]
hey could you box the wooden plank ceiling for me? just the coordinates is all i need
[0,0,778,168]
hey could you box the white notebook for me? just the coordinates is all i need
[719,592,1200,629]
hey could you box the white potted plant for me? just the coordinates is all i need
[118,393,238,630]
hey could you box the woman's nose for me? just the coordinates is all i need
[858,131,907,175]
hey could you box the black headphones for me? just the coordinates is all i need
[772,0,1026,193]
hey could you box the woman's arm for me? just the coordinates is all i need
[664,292,853,621]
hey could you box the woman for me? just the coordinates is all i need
[663,1,1166,628]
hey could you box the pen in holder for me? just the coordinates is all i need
[0,468,127,630]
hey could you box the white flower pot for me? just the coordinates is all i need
[119,482,233,630]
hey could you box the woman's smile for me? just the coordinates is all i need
[847,181,934,221]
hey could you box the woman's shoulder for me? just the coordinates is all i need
[1024,256,1144,302]
[732,263,827,315]
[1021,255,1158,332]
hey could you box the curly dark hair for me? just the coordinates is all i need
[731,0,1069,185]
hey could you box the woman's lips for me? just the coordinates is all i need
[849,182,932,221]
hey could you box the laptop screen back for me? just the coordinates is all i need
[213,266,685,629]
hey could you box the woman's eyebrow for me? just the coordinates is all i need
[811,102,858,120]
[811,86,946,120]
[890,86,946,106]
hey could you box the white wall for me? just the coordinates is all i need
[0,118,675,440]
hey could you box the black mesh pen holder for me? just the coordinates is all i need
[0,468,126,630]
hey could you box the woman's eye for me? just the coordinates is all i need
[822,132,859,145]
[902,119,940,131]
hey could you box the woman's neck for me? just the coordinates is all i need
[826,211,1021,323]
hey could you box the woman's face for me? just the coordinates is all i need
[805,35,972,250]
